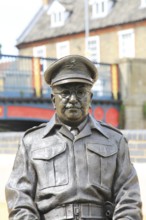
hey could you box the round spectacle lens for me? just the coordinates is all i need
[76,89,85,98]
[61,90,71,98]
[57,89,89,99]
[62,89,86,98]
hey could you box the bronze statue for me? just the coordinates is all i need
[5,55,142,219]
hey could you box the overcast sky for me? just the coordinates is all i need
[0,0,42,55]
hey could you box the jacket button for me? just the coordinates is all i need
[104,201,115,218]
[106,209,111,217]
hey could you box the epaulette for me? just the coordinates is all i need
[99,121,123,135]
[23,123,47,137]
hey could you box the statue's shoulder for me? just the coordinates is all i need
[98,121,127,143]
[22,123,47,145]
[99,121,123,135]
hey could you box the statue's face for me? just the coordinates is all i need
[52,82,92,126]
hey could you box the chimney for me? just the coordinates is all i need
[42,0,50,5]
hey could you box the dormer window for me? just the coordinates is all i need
[89,0,114,18]
[140,0,146,8]
[51,11,64,27]
[47,0,68,27]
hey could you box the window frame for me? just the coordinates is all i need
[47,1,66,27]
[33,45,47,72]
[118,29,135,58]
[51,10,65,27]
[86,36,100,63]
[90,0,112,18]
[56,41,70,59]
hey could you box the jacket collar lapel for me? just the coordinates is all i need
[42,114,109,139]
[89,115,109,138]
[42,114,60,138]
[59,126,73,140]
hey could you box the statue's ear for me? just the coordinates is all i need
[51,93,56,109]
[90,92,93,108]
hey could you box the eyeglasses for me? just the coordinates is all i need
[54,88,90,99]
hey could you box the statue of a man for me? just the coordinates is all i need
[5,55,142,220]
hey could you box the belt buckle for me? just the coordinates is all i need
[73,203,80,220]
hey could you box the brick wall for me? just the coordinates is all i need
[119,58,146,129]
[122,130,146,163]
[18,23,146,64]
[100,31,118,63]
[0,132,23,154]
[135,26,146,58]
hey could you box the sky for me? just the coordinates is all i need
[0,0,42,55]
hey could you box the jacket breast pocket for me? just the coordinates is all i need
[86,143,118,190]
[31,144,68,190]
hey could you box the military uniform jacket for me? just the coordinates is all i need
[5,114,142,220]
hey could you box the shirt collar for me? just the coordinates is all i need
[42,113,109,139]
[64,116,88,133]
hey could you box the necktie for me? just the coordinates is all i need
[70,128,79,137]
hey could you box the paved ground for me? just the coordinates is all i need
[0,154,146,220]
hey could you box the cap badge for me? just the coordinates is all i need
[65,58,77,69]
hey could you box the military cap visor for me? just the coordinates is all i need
[44,55,98,86]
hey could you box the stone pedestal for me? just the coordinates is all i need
[118,58,146,129]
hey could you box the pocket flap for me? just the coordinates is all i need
[32,144,66,160]
[87,143,117,157]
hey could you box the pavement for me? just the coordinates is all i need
[0,154,146,220]
[0,154,15,220]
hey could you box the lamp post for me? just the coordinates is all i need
[0,44,1,53]
[84,0,89,56]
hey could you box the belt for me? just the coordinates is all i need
[43,203,105,220]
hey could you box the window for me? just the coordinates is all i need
[33,46,47,72]
[47,1,67,27]
[51,11,65,27]
[33,46,49,97]
[118,29,135,58]
[90,0,113,18]
[86,36,100,62]
[56,41,70,58]
[33,46,46,58]
[140,0,146,8]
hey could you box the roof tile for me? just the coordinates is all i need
[17,0,146,45]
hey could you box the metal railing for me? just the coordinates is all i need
[0,54,114,100]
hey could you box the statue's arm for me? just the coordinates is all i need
[5,138,40,220]
[113,136,142,220]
